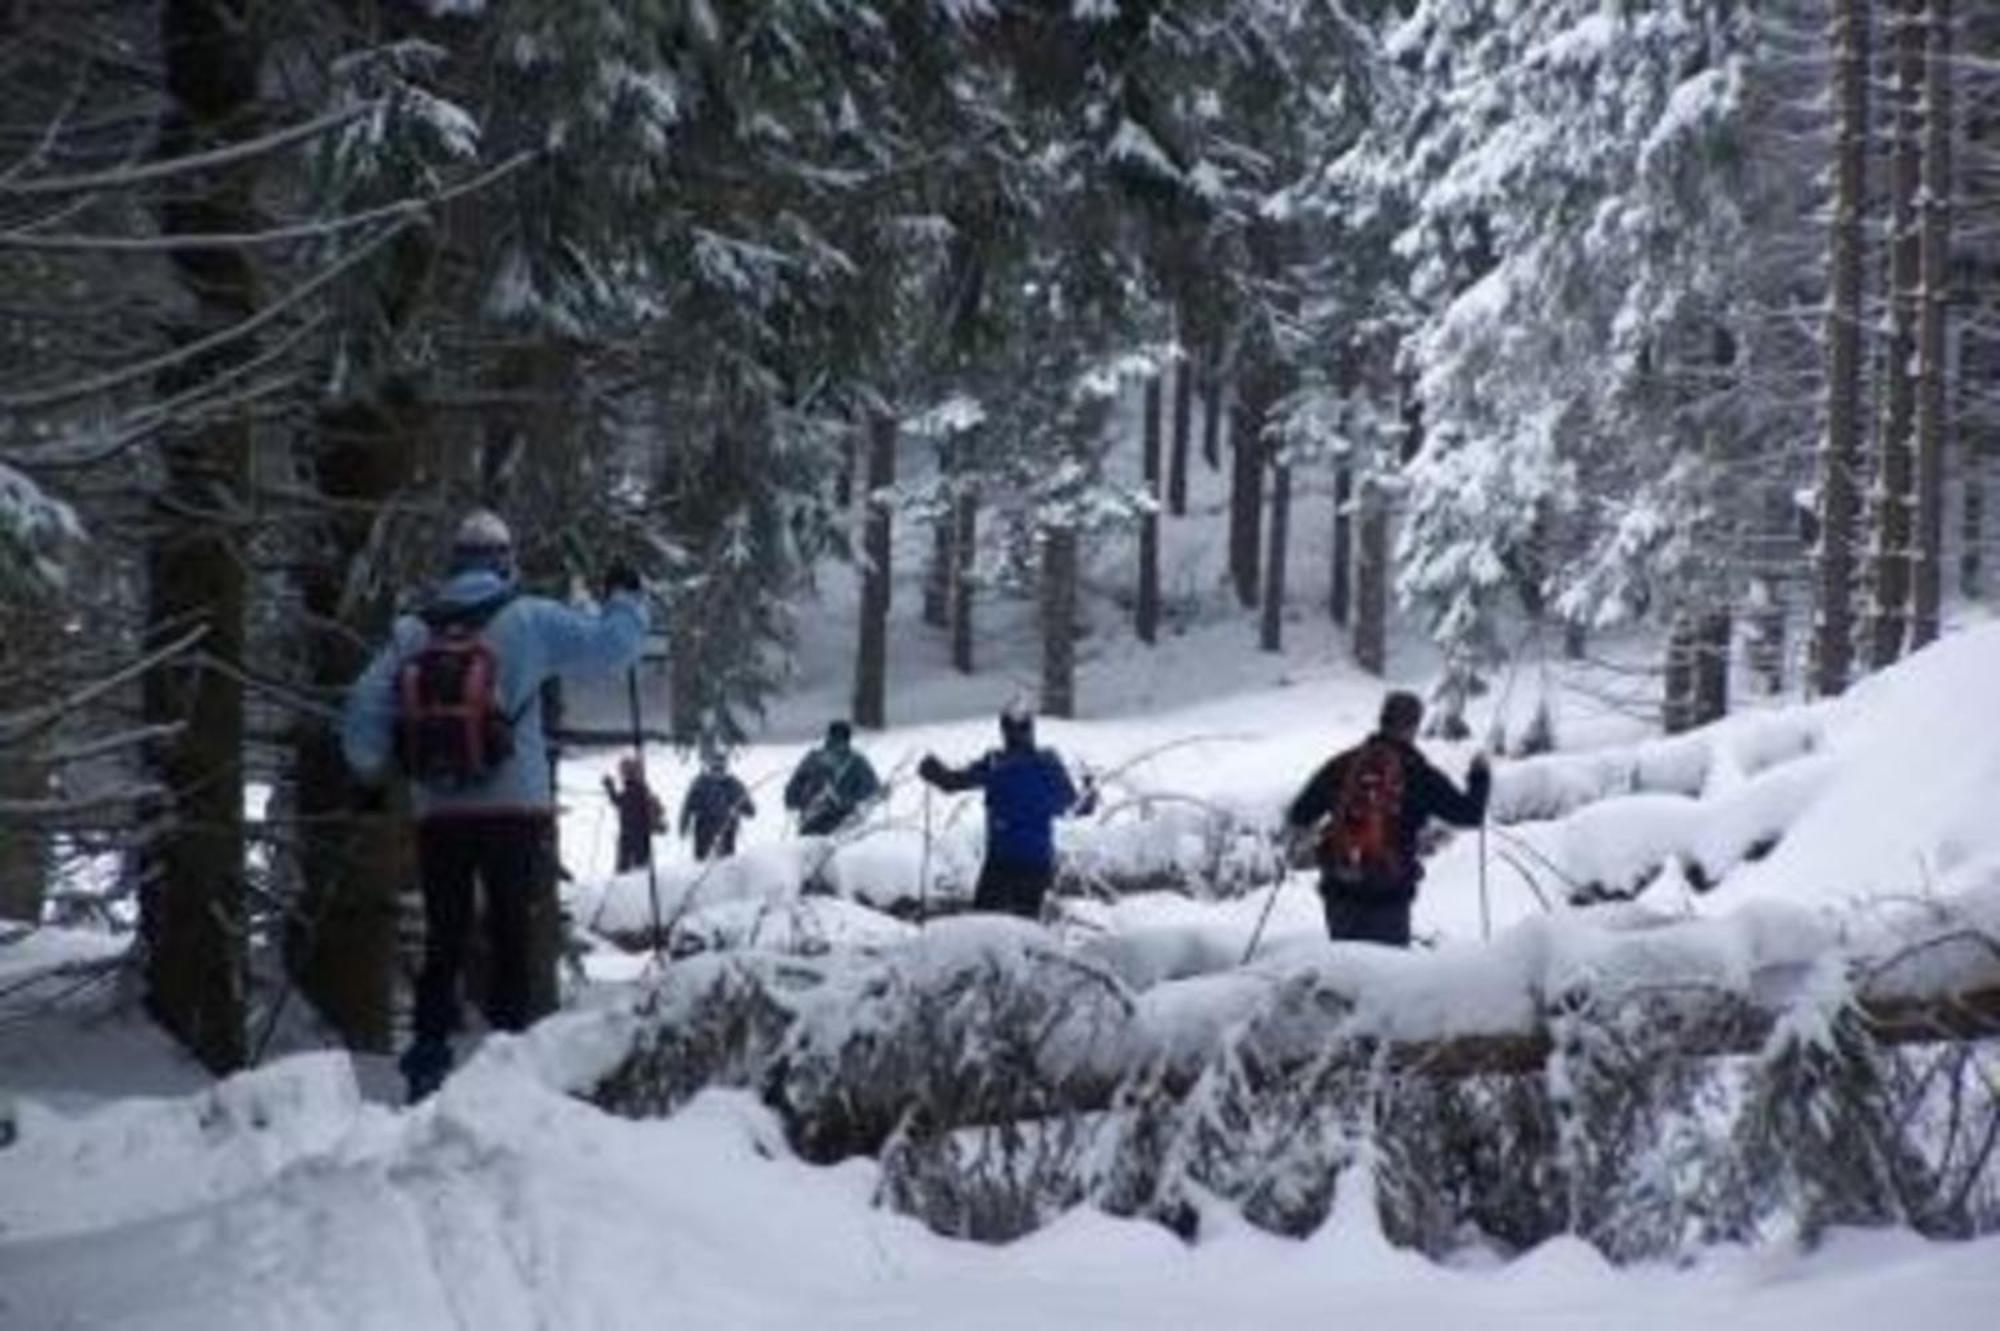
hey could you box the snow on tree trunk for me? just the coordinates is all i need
[1137,375,1162,645]
[1693,607,1731,729]
[1260,459,1291,652]
[1909,0,1953,649]
[1812,0,1872,698]
[1663,610,1698,735]
[1168,348,1193,517]
[853,410,896,730]
[1865,0,1925,670]
[951,487,977,675]
[140,0,260,1075]
[1330,462,1352,626]
[1041,523,1079,719]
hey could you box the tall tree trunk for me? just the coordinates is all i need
[1866,0,1924,669]
[1137,376,1163,644]
[0,729,48,923]
[1693,607,1732,727]
[1040,524,1079,718]
[1200,342,1223,472]
[1260,459,1292,652]
[923,518,951,629]
[853,410,896,729]
[140,0,260,1075]
[1812,0,1871,698]
[1330,462,1353,626]
[1909,0,1952,649]
[1959,322,1984,598]
[1167,349,1194,516]
[289,395,418,1054]
[951,487,977,674]
[1353,478,1388,678]
[1663,611,1698,735]
[1228,380,1266,609]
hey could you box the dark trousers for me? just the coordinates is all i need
[691,821,738,861]
[1320,879,1413,948]
[615,835,651,874]
[973,860,1055,920]
[414,815,555,1044]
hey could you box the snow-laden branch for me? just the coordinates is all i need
[0,146,538,253]
[0,102,378,198]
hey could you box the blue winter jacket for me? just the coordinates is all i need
[923,746,1080,871]
[340,569,648,818]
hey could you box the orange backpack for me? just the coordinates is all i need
[1321,739,1407,891]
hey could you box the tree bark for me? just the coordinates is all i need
[1663,611,1697,735]
[1199,342,1223,472]
[1865,0,1924,669]
[140,0,261,1075]
[1260,460,1291,652]
[1137,376,1163,644]
[1909,0,1952,649]
[853,410,896,729]
[1812,0,1871,698]
[1167,349,1194,516]
[923,445,952,630]
[1353,478,1388,677]
[1041,524,1078,718]
[1693,607,1732,728]
[1227,381,1265,610]
[1959,323,1984,599]
[951,487,977,674]
[1330,462,1352,626]
[289,395,418,1054]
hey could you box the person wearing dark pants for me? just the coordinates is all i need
[681,747,754,861]
[603,754,664,874]
[341,510,648,1102]
[917,703,1095,922]
[1286,690,1490,948]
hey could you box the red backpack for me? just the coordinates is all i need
[1321,739,1407,891]
[395,597,519,789]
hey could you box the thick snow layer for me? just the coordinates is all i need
[2,1041,1996,1330]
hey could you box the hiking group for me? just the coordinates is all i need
[342,511,1490,1103]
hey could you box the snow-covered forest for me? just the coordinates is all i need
[3,0,1999,1326]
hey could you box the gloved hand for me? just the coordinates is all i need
[917,754,946,785]
[603,560,642,597]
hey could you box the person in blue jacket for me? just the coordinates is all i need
[917,703,1095,920]
[680,746,755,861]
[341,510,648,1101]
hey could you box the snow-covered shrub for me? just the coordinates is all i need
[767,920,1133,1165]
[1732,963,1935,1246]
[590,958,798,1120]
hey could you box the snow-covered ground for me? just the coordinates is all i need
[1,1023,1996,1331]
[6,615,2000,1327]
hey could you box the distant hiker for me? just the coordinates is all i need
[681,747,755,860]
[341,510,647,1102]
[1285,690,1489,948]
[784,720,881,836]
[603,755,665,874]
[917,703,1096,920]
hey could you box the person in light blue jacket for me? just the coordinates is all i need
[341,510,648,1102]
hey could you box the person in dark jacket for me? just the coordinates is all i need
[342,510,647,1101]
[681,747,754,860]
[784,721,881,836]
[602,755,664,874]
[1285,690,1489,948]
[917,704,1096,920]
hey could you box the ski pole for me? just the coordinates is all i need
[626,666,666,969]
[1240,833,1291,966]
[1478,817,1492,943]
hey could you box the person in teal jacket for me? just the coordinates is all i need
[341,510,648,1102]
